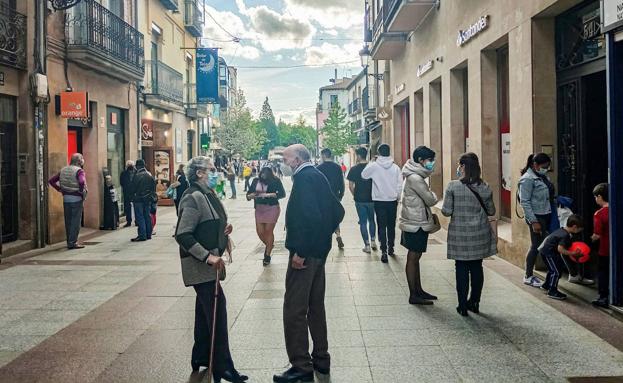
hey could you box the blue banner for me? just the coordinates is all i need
[196,48,219,104]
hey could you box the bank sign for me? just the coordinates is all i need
[602,0,623,32]
[457,15,489,47]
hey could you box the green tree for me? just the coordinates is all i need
[216,89,266,159]
[259,97,279,158]
[321,101,355,157]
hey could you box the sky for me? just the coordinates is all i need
[203,0,364,124]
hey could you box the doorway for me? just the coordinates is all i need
[107,106,125,215]
[394,101,410,166]
[0,95,17,243]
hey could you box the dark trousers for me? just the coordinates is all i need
[543,254,562,294]
[526,214,551,278]
[133,201,152,240]
[229,179,236,198]
[63,200,83,248]
[374,201,398,252]
[123,195,132,225]
[598,256,610,298]
[455,260,484,309]
[284,256,329,373]
[244,176,251,192]
[193,282,234,372]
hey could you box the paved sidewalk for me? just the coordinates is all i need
[1,178,623,382]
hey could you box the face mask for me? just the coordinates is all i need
[456,166,463,178]
[537,167,549,175]
[208,177,217,189]
[424,161,435,171]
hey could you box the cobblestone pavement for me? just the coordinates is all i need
[1,179,623,382]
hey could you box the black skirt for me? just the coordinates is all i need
[401,229,429,253]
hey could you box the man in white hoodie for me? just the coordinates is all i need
[361,144,403,263]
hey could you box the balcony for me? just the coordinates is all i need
[349,98,361,116]
[370,5,407,60]
[184,0,203,38]
[144,60,184,111]
[65,0,144,81]
[0,5,26,70]
[184,83,209,119]
[160,0,179,11]
[358,130,370,145]
[385,0,438,32]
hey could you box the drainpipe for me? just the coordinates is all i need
[34,0,47,248]
[135,0,142,160]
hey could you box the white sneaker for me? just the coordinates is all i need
[523,276,543,288]
[363,245,371,253]
[568,275,595,285]
[370,240,378,251]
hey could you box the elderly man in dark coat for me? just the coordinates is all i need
[273,144,344,383]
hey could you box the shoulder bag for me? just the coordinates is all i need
[465,184,498,244]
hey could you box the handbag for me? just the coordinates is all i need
[465,184,498,246]
[407,174,441,234]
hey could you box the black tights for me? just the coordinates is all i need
[406,251,427,297]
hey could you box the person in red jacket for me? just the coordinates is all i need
[591,183,610,308]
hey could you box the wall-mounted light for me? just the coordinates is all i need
[164,131,169,137]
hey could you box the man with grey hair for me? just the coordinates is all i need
[49,153,87,249]
[274,144,344,383]
[120,160,136,227]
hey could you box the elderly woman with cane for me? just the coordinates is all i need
[175,156,248,383]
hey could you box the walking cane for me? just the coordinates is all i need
[207,268,221,383]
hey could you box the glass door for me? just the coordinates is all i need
[0,95,17,242]
[107,106,125,215]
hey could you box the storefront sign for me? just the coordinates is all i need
[457,15,489,47]
[60,91,89,119]
[416,60,433,77]
[110,112,118,126]
[583,14,601,39]
[501,133,511,191]
[602,0,623,32]
[395,83,406,95]
[196,48,219,104]
[141,119,154,147]
[154,150,171,185]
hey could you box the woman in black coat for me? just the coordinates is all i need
[247,167,286,265]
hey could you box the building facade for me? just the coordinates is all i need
[366,0,619,303]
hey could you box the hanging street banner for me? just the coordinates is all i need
[196,48,219,104]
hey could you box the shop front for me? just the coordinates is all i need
[140,115,174,205]
[0,94,18,243]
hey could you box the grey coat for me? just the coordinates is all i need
[441,180,496,260]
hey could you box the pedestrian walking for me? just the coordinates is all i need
[347,147,377,252]
[227,164,237,199]
[173,164,189,214]
[273,144,344,383]
[120,160,135,227]
[361,143,402,263]
[243,163,252,192]
[48,153,87,249]
[247,167,286,266]
[317,148,346,249]
[591,183,610,307]
[130,159,156,242]
[174,156,248,383]
[399,146,439,305]
[101,175,119,230]
[442,153,496,316]
[340,162,347,177]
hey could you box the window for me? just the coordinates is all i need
[330,95,338,107]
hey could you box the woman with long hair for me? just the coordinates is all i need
[247,167,286,266]
[442,153,496,316]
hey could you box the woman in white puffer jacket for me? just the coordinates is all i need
[399,146,439,305]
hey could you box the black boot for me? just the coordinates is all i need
[214,369,249,382]
[273,367,314,383]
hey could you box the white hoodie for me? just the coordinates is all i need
[361,156,403,201]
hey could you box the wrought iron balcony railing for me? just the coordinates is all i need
[184,0,203,37]
[65,0,144,78]
[0,5,26,70]
[184,83,208,117]
[160,0,179,11]
[145,60,184,104]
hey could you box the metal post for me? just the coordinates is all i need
[34,0,47,248]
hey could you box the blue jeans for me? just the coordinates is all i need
[355,202,376,244]
[134,201,152,240]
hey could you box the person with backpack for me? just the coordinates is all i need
[273,144,344,383]
[442,153,496,316]
[399,146,439,305]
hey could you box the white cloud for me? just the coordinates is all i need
[284,0,364,30]
[247,5,315,51]
[274,107,317,124]
[304,42,361,66]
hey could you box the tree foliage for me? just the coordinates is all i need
[216,89,266,159]
[321,101,355,157]
[259,97,279,158]
[277,115,317,154]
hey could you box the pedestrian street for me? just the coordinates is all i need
[1,179,623,382]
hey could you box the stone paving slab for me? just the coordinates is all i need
[0,178,623,382]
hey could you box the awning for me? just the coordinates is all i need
[367,121,381,132]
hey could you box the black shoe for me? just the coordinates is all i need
[123,223,132,228]
[313,364,330,375]
[131,237,146,242]
[381,253,388,263]
[388,248,395,257]
[547,291,567,300]
[420,291,438,300]
[409,295,433,305]
[336,236,344,249]
[592,297,609,308]
[263,254,271,266]
[191,360,207,372]
[456,307,469,316]
[467,301,480,314]
[273,367,314,383]
[214,369,249,382]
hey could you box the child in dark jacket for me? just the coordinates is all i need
[591,183,610,307]
[538,214,584,300]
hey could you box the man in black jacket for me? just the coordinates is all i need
[316,148,346,249]
[130,159,156,242]
[120,160,135,227]
[273,144,344,383]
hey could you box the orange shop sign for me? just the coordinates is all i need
[60,91,89,118]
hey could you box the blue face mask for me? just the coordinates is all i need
[537,167,549,175]
[424,161,435,171]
